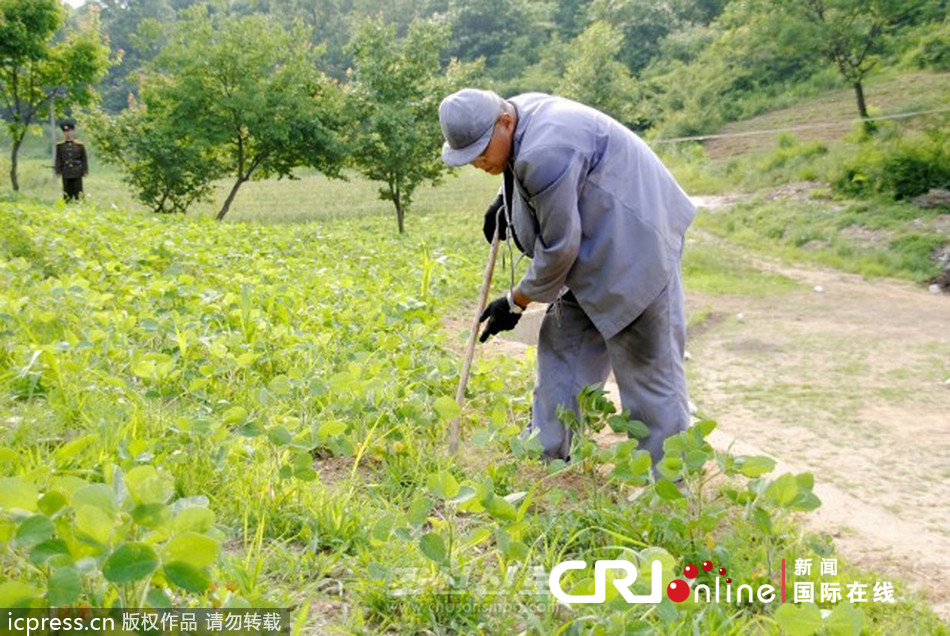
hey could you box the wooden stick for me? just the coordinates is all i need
[449,229,501,454]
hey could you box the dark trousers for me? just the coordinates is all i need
[63,177,83,201]
[525,265,689,475]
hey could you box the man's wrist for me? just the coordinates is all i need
[508,289,529,313]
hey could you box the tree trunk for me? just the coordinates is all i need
[393,188,404,234]
[10,137,22,192]
[854,81,869,120]
[216,176,246,221]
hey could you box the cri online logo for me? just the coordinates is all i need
[550,559,778,604]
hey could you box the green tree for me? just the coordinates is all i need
[783,0,915,119]
[557,21,642,128]
[345,18,481,233]
[0,0,109,191]
[88,96,224,214]
[150,8,346,220]
[94,0,176,113]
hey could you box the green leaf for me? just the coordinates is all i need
[426,471,460,499]
[655,479,684,500]
[765,473,799,507]
[629,450,653,475]
[125,465,174,506]
[693,419,716,437]
[433,396,461,421]
[74,505,114,546]
[407,498,431,527]
[103,543,160,583]
[0,582,42,608]
[0,447,18,465]
[47,567,82,605]
[29,539,71,566]
[371,515,396,543]
[172,507,215,534]
[0,477,38,512]
[608,415,648,438]
[448,486,477,504]
[38,490,69,516]
[132,503,170,529]
[72,484,115,514]
[419,532,447,564]
[15,515,54,549]
[164,561,211,593]
[222,406,248,425]
[481,493,518,522]
[796,472,814,490]
[637,547,677,583]
[293,466,317,481]
[504,540,529,561]
[788,491,822,512]
[775,602,823,636]
[268,375,293,396]
[739,455,777,477]
[318,420,347,438]
[658,454,684,478]
[752,505,772,533]
[826,602,864,636]
[146,587,173,609]
[164,532,220,569]
[267,426,293,446]
[685,449,708,471]
[236,420,265,437]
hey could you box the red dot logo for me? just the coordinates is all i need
[683,564,698,579]
[702,560,713,572]
[726,578,732,584]
[667,579,690,603]
[719,567,727,576]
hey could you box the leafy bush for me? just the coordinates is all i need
[88,105,224,214]
[834,126,950,199]
[765,135,828,172]
[904,20,950,71]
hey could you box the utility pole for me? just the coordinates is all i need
[49,88,66,174]
[50,99,56,172]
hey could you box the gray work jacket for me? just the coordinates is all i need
[504,93,696,339]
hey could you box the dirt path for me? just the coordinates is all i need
[679,214,950,620]
[464,194,950,620]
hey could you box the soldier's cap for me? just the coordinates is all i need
[439,89,505,167]
[59,118,76,131]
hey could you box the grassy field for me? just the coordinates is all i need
[695,194,950,285]
[695,72,950,160]
[1,172,947,633]
[1,126,498,227]
[2,96,949,631]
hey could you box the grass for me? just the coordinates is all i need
[682,240,801,296]
[695,196,950,284]
[700,72,950,160]
[655,71,950,196]
[1,124,498,228]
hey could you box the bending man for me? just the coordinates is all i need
[439,89,696,472]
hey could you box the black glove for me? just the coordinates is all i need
[482,193,509,243]
[479,295,522,342]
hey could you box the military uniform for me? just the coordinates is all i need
[54,131,88,201]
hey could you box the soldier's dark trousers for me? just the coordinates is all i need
[63,177,83,201]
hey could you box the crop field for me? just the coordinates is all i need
[0,186,945,634]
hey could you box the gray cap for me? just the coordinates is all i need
[439,88,505,167]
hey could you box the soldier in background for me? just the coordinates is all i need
[54,119,88,201]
